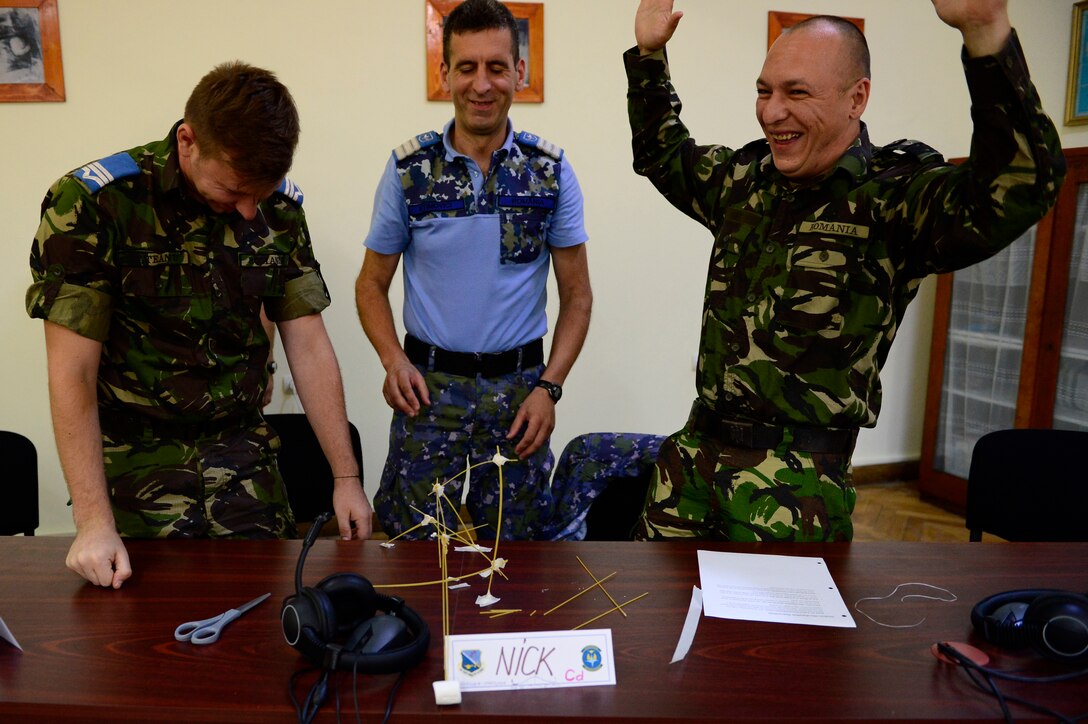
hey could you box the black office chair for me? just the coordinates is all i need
[553,432,665,541]
[965,428,1088,542]
[1,430,39,536]
[264,414,363,535]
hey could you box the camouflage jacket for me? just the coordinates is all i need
[26,122,331,423]
[625,32,1065,430]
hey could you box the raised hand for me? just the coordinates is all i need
[635,0,684,55]
[930,0,1011,57]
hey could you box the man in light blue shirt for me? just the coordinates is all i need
[356,0,592,540]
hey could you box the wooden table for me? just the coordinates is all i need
[1,538,1085,722]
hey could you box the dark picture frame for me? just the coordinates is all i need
[767,10,864,48]
[426,0,543,103]
[0,0,64,102]
[1066,0,1088,126]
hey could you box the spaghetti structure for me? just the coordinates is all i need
[371,448,648,704]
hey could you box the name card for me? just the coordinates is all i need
[444,628,615,692]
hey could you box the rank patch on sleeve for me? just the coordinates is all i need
[72,152,140,192]
[277,177,304,205]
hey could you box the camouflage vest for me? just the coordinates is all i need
[394,130,563,264]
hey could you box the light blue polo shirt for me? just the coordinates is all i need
[364,120,588,354]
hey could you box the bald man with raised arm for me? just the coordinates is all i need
[626,0,1064,541]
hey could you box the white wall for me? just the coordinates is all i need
[3,1,1085,535]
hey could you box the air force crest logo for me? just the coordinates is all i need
[581,645,603,672]
[459,649,483,676]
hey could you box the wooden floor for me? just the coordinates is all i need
[852,481,1004,542]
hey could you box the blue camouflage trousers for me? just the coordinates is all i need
[375,367,673,540]
[375,365,558,540]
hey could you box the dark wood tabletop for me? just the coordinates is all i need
[1,537,1085,722]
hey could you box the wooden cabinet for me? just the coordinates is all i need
[919,147,1088,510]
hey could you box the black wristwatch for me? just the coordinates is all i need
[266,360,278,375]
[535,379,562,403]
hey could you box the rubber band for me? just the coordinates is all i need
[853,582,958,628]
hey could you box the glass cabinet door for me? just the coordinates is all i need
[1054,184,1088,432]
[920,148,1088,507]
[933,227,1036,478]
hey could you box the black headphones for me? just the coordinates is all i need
[281,512,430,674]
[971,588,1088,665]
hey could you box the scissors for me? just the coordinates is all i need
[174,592,271,645]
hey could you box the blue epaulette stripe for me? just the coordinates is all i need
[277,177,304,205]
[416,131,442,148]
[395,130,443,161]
[513,131,563,160]
[73,152,140,192]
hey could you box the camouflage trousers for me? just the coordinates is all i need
[638,415,857,542]
[375,365,559,541]
[102,416,296,539]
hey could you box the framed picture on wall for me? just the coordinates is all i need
[767,11,864,48]
[425,0,544,103]
[0,0,64,102]
[1066,0,1088,126]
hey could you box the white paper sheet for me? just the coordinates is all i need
[670,585,702,663]
[697,550,855,628]
[0,613,22,651]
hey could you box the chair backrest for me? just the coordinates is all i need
[583,466,656,541]
[0,431,39,536]
[264,414,363,525]
[966,428,1088,542]
[553,432,664,541]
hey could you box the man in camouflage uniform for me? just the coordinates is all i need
[356,0,592,540]
[27,62,371,589]
[627,0,1065,541]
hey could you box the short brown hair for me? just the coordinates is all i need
[183,61,300,187]
[442,0,519,66]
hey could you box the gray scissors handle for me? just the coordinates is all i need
[174,611,237,644]
[174,593,271,645]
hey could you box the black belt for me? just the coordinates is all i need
[99,408,259,441]
[405,335,543,378]
[688,402,857,454]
